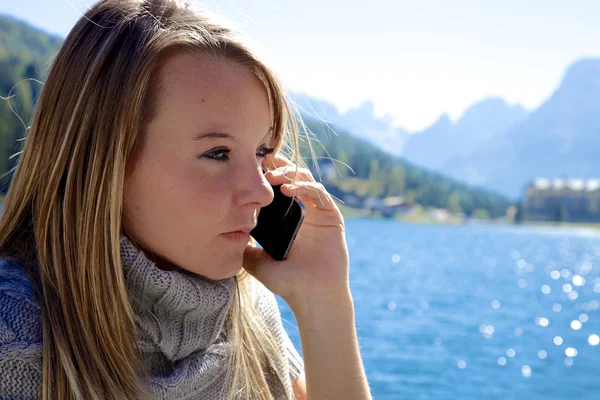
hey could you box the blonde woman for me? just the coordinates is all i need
[0,0,370,399]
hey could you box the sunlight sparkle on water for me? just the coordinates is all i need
[541,285,551,294]
[581,261,593,273]
[588,334,600,346]
[538,350,547,359]
[568,290,579,300]
[535,317,549,327]
[572,274,585,286]
[479,325,495,338]
[565,347,578,357]
[554,336,563,345]
[571,320,582,330]
[565,357,574,366]
[521,365,532,378]
[553,303,562,312]
[498,357,507,366]
[551,270,561,279]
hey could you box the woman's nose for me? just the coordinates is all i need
[234,165,274,208]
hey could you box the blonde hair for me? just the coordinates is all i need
[0,0,311,398]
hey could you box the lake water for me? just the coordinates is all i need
[278,218,600,399]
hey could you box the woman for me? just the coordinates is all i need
[0,0,371,399]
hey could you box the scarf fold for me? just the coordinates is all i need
[119,232,238,398]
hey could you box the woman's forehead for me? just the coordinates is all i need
[147,51,273,141]
[155,52,250,98]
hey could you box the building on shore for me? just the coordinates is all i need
[522,178,600,222]
[364,196,414,218]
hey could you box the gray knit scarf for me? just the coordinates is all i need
[120,232,239,399]
[0,234,300,399]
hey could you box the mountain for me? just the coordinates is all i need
[401,113,453,170]
[0,14,510,217]
[441,58,600,198]
[290,93,409,155]
[402,97,528,170]
[299,116,510,217]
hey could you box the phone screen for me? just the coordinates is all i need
[250,183,305,261]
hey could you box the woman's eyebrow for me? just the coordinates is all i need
[192,128,274,142]
[192,132,235,141]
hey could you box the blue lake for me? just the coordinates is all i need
[278,218,600,399]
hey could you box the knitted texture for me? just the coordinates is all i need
[0,259,43,399]
[0,233,304,399]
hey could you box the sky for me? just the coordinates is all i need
[2,0,600,131]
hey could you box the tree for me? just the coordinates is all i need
[448,192,461,214]
[514,203,523,224]
[473,208,490,219]
[368,159,385,197]
[385,165,405,196]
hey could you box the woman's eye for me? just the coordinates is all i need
[201,148,230,162]
[258,147,275,158]
[200,146,274,163]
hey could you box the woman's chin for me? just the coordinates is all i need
[164,252,244,280]
[196,260,243,281]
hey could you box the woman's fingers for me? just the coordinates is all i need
[263,153,294,170]
[265,166,315,185]
[281,181,341,216]
[264,153,294,170]
[263,153,339,216]
[263,153,316,180]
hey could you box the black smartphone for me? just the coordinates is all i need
[250,169,306,261]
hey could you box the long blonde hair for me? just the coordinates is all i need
[0,0,309,398]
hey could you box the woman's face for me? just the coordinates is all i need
[122,51,275,280]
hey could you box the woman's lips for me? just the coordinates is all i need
[221,231,251,241]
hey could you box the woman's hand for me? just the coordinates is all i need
[244,154,372,400]
[242,153,349,309]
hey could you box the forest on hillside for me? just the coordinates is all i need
[0,15,62,191]
[298,118,509,217]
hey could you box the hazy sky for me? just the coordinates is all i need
[2,0,599,131]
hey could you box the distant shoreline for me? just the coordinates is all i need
[3,196,598,230]
[336,202,600,230]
